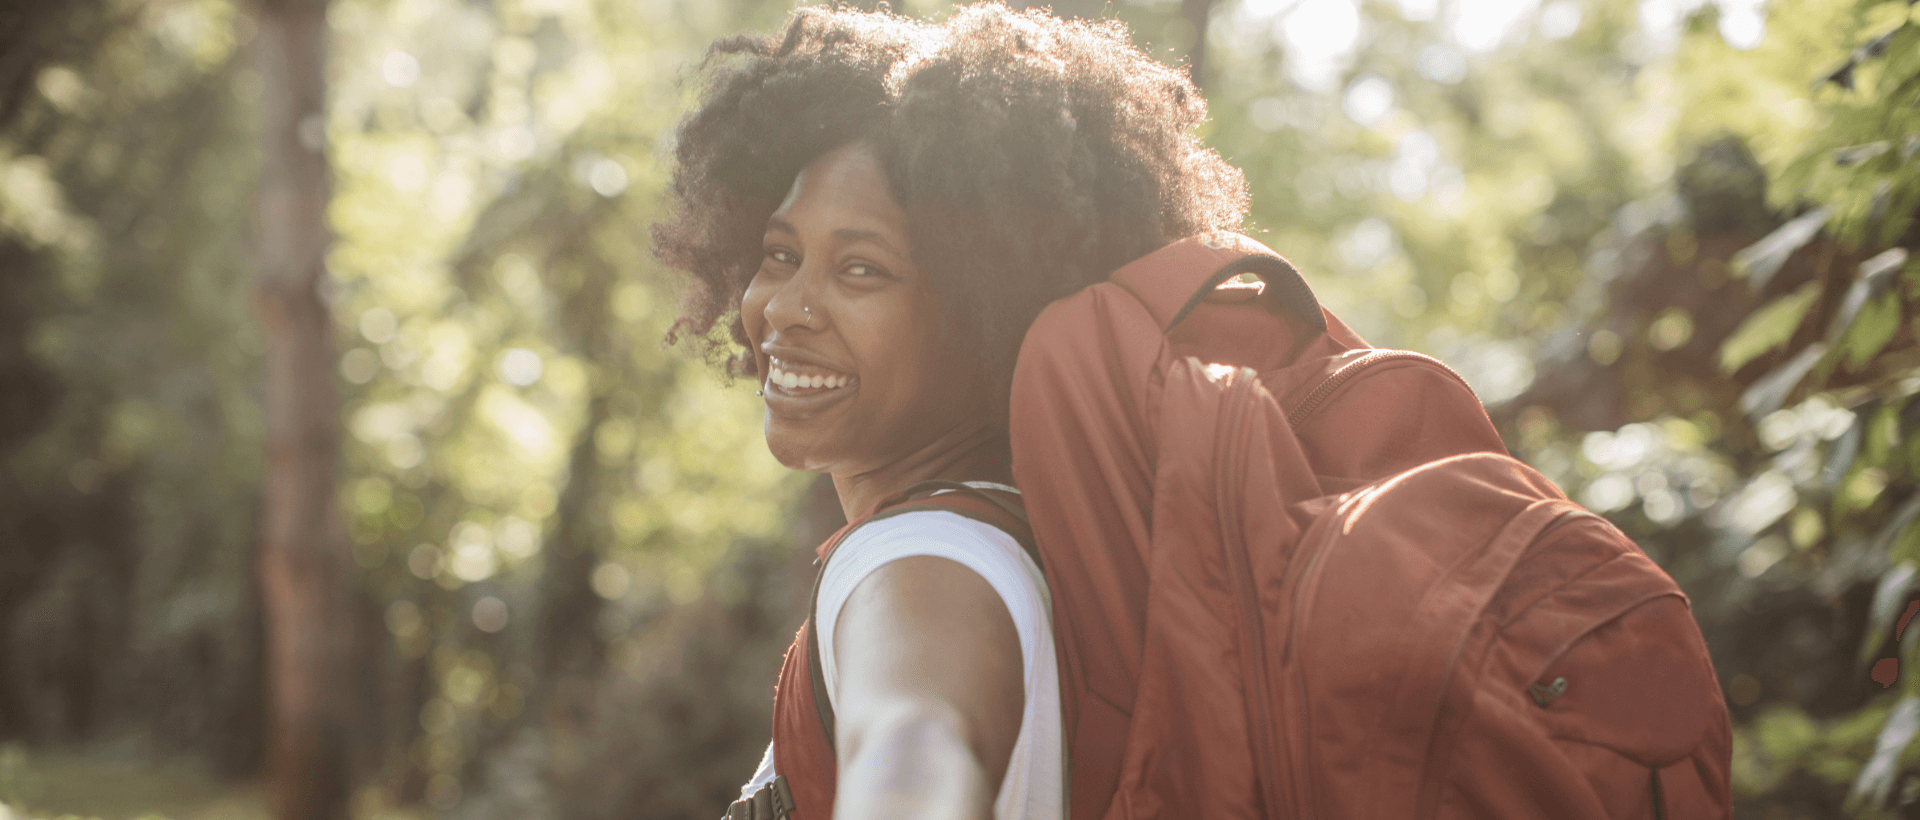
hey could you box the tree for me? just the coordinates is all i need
[252,0,355,818]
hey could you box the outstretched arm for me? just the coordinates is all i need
[830,555,1026,820]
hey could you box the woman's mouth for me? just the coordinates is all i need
[766,356,855,393]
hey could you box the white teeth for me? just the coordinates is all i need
[766,362,852,391]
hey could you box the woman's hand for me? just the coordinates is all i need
[831,555,1026,820]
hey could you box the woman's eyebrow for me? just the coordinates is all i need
[765,217,906,258]
[832,228,904,257]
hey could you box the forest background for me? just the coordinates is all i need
[3,0,1919,817]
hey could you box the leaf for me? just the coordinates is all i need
[1869,177,1895,224]
[1721,281,1823,374]
[1861,28,1898,60]
[1841,247,1910,324]
[1861,562,1919,665]
[1825,60,1858,90]
[1825,414,1865,488]
[1725,470,1801,539]
[1738,343,1828,418]
[1843,292,1903,369]
[1757,703,1821,765]
[1903,612,1920,696]
[1732,208,1830,292]
[1837,141,1892,166]
[1896,524,1920,566]
[1870,402,1904,463]
[1874,494,1920,562]
[1848,695,1920,812]
[1861,249,1908,292]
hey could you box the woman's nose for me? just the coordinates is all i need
[763,268,823,331]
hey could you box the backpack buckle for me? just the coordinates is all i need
[771,775,796,817]
[726,775,796,820]
[1528,676,1568,707]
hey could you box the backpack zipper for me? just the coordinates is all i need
[1286,350,1472,430]
[1279,491,1350,816]
[1220,353,1474,815]
[1216,366,1288,817]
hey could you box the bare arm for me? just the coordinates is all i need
[830,555,1026,820]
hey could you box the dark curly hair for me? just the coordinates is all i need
[652,2,1249,382]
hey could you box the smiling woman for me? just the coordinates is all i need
[651,5,1248,820]
[745,142,1007,515]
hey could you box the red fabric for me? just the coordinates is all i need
[771,518,854,820]
[770,490,1033,820]
[1008,235,1731,819]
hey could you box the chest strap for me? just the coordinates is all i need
[724,774,796,820]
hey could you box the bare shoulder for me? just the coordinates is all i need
[830,551,1026,819]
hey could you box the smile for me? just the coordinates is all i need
[766,356,855,393]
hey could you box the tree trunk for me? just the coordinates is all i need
[252,1,352,820]
[1181,0,1214,92]
[537,393,611,686]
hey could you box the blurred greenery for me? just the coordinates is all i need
[7,0,1920,817]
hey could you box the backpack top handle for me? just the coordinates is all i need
[1166,253,1327,339]
[1108,235,1331,366]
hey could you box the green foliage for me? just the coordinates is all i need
[1733,698,1910,804]
[1842,291,1903,369]
[4,0,808,814]
[1521,0,1920,813]
[314,0,814,809]
[1722,281,1823,373]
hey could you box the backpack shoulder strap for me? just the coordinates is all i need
[882,480,1037,566]
[803,481,1034,755]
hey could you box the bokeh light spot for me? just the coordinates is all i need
[592,562,631,600]
[381,50,420,87]
[496,348,543,387]
[1342,75,1394,127]
[471,596,508,633]
[341,348,380,384]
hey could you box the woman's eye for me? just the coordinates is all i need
[844,263,885,278]
[766,248,798,265]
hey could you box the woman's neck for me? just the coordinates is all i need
[832,425,1012,522]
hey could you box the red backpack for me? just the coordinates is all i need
[749,234,1732,820]
[1008,234,1731,819]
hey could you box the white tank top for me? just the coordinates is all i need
[738,484,1064,820]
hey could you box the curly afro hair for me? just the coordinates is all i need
[653,2,1249,382]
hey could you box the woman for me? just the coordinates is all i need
[652,4,1248,819]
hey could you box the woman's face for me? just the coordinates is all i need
[741,142,994,476]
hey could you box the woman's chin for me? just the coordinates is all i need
[762,420,836,473]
